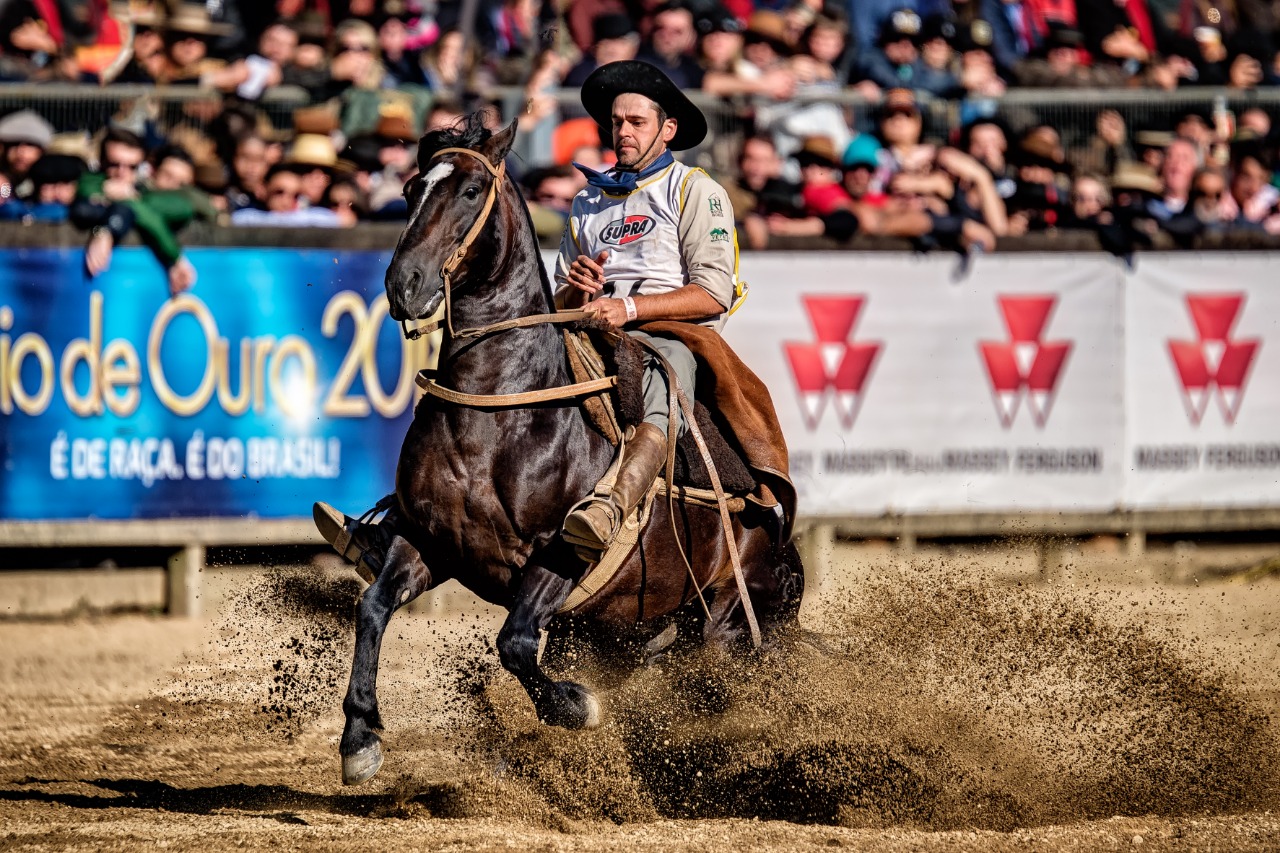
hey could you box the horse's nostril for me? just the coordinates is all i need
[407,268,423,293]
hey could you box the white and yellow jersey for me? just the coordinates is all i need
[553,159,740,329]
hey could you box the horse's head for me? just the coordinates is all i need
[385,116,519,322]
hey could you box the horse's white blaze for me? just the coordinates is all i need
[404,161,455,300]
[410,161,455,226]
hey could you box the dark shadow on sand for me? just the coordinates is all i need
[0,777,467,819]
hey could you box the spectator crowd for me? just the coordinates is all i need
[3,0,1280,291]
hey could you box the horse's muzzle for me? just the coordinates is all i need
[386,266,427,321]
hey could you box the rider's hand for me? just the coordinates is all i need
[567,250,608,296]
[582,297,629,329]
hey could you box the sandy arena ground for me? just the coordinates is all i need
[2,537,1279,851]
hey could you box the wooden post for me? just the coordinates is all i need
[167,544,205,618]
[1037,536,1062,583]
[1127,528,1146,556]
[799,523,835,598]
[898,517,917,553]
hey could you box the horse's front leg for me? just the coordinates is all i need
[341,534,435,785]
[497,564,601,729]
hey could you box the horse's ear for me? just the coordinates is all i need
[483,118,519,163]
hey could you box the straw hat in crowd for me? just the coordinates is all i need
[793,135,843,170]
[0,110,54,149]
[293,104,342,137]
[118,2,233,36]
[374,110,418,144]
[1110,161,1164,196]
[283,133,354,175]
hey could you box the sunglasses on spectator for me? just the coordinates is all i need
[269,187,299,200]
[342,43,373,52]
[105,159,140,171]
[535,192,575,204]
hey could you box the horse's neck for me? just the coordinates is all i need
[438,219,569,396]
[439,323,569,396]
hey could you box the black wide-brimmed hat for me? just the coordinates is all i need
[581,60,707,151]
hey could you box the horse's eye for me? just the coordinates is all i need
[464,185,481,200]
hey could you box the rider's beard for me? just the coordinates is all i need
[615,130,663,172]
[614,140,641,169]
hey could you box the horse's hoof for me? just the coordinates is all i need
[546,682,602,729]
[581,690,601,729]
[342,742,383,786]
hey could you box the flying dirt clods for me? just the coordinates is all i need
[201,564,1280,831]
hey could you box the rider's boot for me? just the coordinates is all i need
[562,422,666,561]
[313,500,393,583]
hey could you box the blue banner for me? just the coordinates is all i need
[0,247,434,520]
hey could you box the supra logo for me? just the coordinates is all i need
[784,296,881,430]
[599,215,655,245]
[1168,293,1259,425]
[979,295,1072,428]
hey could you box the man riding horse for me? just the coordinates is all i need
[317,60,754,565]
[555,59,743,560]
[305,66,805,784]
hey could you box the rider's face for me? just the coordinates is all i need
[611,93,676,171]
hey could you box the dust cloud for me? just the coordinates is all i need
[213,563,1280,830]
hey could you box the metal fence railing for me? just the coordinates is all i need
[4,83,1280,175]
[518,86,1280,174]
[0,83,310,145]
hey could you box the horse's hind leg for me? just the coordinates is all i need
[497,563,601,729]
[703,531,806,650]
[340,534,434,785]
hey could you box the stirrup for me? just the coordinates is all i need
[312,495,395,583]
[561,428,631,561]
[561,494,626,563]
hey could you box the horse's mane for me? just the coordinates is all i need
[416,113,493,170]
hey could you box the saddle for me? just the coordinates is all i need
[564,319,796,539]
[556,319,796,617]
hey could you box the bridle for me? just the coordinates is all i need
[398,145,591,346]
[396,144,611,407]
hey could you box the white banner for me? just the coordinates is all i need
[1124,254,1280,509]
[543,250,1279,517]
[723,253,1124,516]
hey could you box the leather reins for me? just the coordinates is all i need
[399,145,614,407]
[395,145,762,648]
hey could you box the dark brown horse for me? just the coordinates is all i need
[332,116,803,785]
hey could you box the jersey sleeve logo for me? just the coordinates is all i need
[600,215,656,245]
